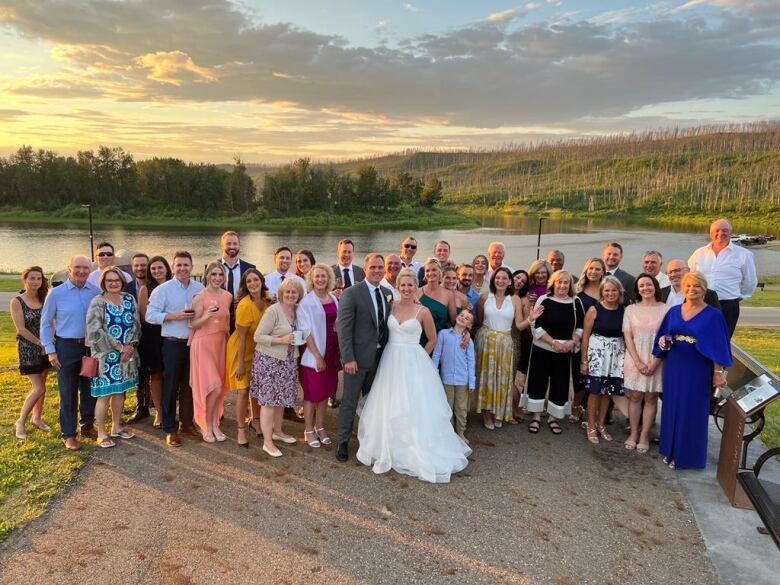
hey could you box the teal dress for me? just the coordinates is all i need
[90,295,139,397]
[419,293,450,348]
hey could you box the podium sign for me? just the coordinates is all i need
[716,344,780,509]
[717,397,752,508]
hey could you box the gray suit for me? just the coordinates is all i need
[336,280,391,445]
[332,264,365,289]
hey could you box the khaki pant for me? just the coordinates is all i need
[444,384,469,435]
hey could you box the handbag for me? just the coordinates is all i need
[79,355,99,377]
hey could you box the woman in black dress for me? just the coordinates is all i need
[11,266,51,440]
[137,255,171,428]
[522,270,584,435]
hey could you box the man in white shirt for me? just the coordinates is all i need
[688,218,757,337]
[399,236,422,275]
[380,254,402,301]
[661,259,721,310]
[483,241,512,293]
[332,239,365,290]
[264,246,305,299]
[641,250,670,289]
[87,241,132,288]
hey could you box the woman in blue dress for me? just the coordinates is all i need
[86,267,141,448]
[652,271,731,469]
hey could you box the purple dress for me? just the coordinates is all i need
[300,301,340,402]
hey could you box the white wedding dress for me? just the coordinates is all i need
[357,313,472,483]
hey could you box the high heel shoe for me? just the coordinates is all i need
[31,419,51,432]
[236,425,249,449]
[251,417,262,437]
[597,426,613,442]
[304,430,321,448]
[314,427,332,445]
[15,420,27,440]
[586,425,599,444]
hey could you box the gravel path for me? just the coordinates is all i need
[0,401,716,585]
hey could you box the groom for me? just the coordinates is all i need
[336,253,392,462]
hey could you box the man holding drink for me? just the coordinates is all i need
[145,251,204,446]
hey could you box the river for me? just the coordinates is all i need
[1,216,778,277]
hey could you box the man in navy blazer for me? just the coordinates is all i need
[219,231,256,298]
[602,242,636,303]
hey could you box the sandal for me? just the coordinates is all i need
[547,419,562,435]
[97,437,115,448]
[251,417,262,437]
[304,430,321,448]
[110,429,135,439]
[636,442,649,454]
[586,426,599,444]
[528,420,541,434]
[567,406,583,424]
[597,426,613,442]
[315,427,332,445]
[624,439,637,450]
[236,425,249,449]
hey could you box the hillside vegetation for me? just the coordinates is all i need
[281,122,780,221]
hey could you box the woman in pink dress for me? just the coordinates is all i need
[623,273,667,453]
[297,263,340,447]
[189,262,233,443]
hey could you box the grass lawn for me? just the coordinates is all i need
[0,279,22,293]
[732,327,780,451]
[742,280,780,308]
[0,314,93,541]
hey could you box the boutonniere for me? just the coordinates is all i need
[385,293,393,303]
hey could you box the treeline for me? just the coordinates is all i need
[0,147,443,217]
[261,158,442,214]
[329,122,780,215]
[0,146,256,215]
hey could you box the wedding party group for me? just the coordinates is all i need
[11,218,756,483]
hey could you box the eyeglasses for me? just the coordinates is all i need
[97,251,114,257]
[104,279,122,284]
[403,243,417,249]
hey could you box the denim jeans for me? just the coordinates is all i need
[54,338,96,438]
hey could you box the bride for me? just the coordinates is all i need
[357,268,472,483]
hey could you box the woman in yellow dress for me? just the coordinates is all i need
[226,269,270,447]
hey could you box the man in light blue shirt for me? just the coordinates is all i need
[146,250,204,446]
[457,263,480,309]
[431,310,476,442]
[40,255,100,450]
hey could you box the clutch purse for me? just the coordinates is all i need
[79,355,99,377]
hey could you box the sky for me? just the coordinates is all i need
[0,0,778,164]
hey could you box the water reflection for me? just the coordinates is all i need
[1,217,777,277]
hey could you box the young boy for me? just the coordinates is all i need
[431,309,476,444]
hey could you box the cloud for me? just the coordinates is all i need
[0,0,778,136]
[403,3,419,12]
[486,8,520,23]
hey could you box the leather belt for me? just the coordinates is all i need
[163,336,188,343]
[56,337,85,345]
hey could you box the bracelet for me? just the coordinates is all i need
[715,369,728,375]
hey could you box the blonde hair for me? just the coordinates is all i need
[397,268,418,288]
[305,263,336,293]
[599,275,625,304]
[528,259,553,284]
[575,257,606,293]
[278,276,304,301]
[682,271,708,292]
[546,270,574,297]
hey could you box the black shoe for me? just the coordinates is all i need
[127,408,150,424]
[328,397,341,408]
[336,442,348,462]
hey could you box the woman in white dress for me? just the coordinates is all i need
[357,268,472,484]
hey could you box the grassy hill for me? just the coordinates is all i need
[247,122,780,226]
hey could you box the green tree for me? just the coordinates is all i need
[419,177,443,207]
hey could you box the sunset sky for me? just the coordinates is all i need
[1,0,778,163]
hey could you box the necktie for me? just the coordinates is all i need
[280,273,286,282]
[226,264,234,296]
[343,268,352,288]
[374,286,384,328]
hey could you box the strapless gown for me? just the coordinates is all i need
[357,314,472,483]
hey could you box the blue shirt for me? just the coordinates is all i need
[40,279,101,354]
[431,328,476,389]
[145,277,204,340]
[465,287,480,308]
